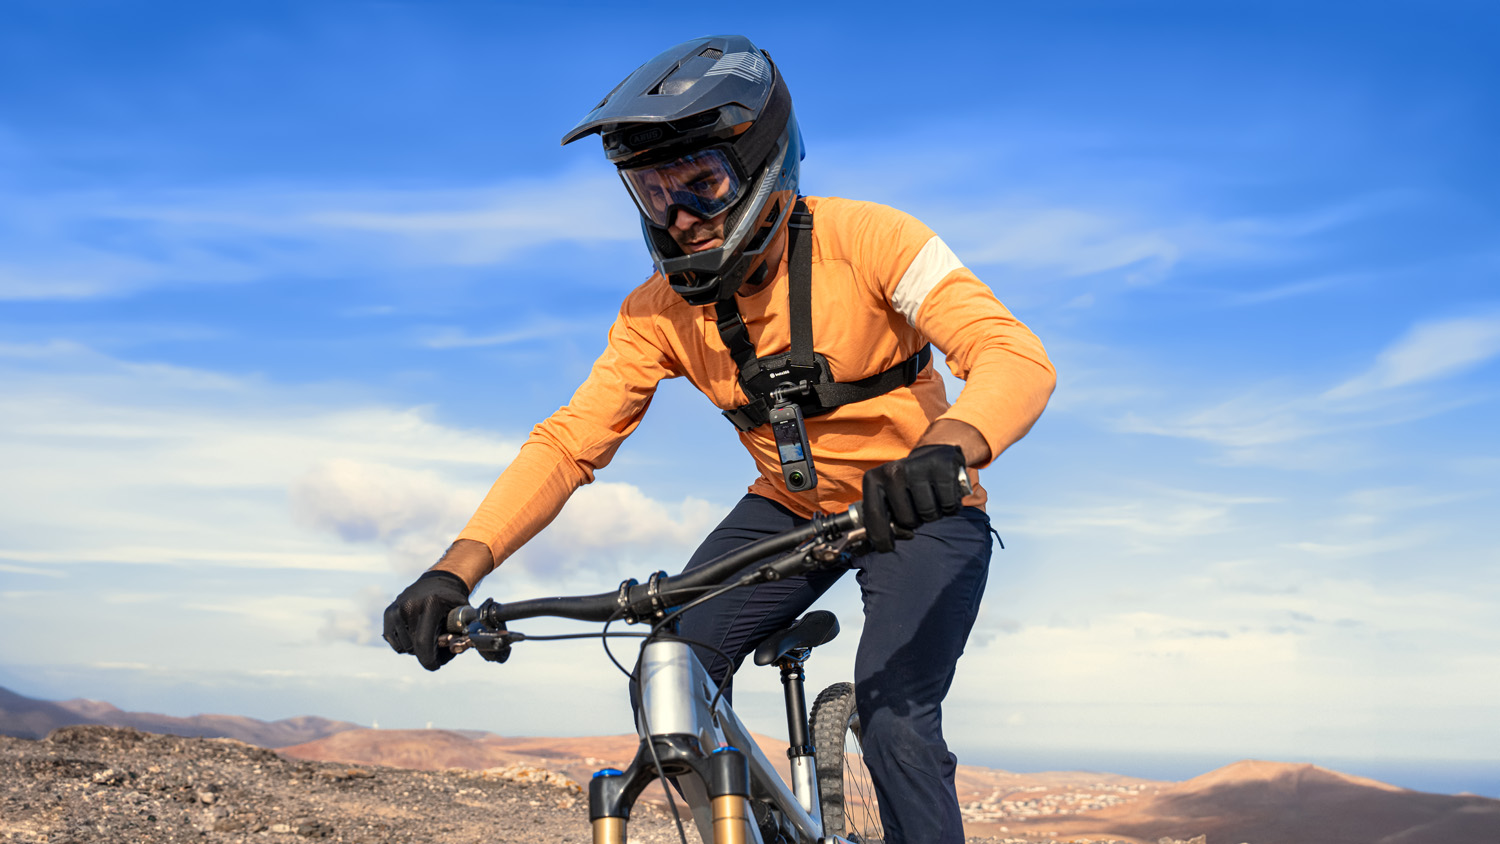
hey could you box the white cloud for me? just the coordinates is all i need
[1229,272,1362,306]
[946,564,1500,759]
[1325,313,1500,399]
[291,459,476,545]
[1111,313,1500,464]
[0,341,515,573]
[286,454,724,583]
[0,562,64,577]
[420,320,594,349]
[815,143,1396,291]
[320,586,393,647]
[936,207,1183,283]
[1014,492,1267,547]
[544,483,722,550]
[0,171,639,301]
[297,175,639,265]
[1117,389,1325,449]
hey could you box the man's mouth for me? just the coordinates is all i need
[682,236,722,253]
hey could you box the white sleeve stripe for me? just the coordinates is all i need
[891,235,965,324]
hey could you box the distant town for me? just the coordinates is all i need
[962,781,1158,823]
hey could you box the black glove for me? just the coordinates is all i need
[861,444,967,553]
[383,570,470,671]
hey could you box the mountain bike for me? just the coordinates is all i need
[439,502,900,844]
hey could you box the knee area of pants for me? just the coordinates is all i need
[856,712,939,758]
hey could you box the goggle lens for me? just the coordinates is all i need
[621,149,743,228]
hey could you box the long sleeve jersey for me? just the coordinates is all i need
[456,196,1056,567]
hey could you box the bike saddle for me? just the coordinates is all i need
[752,610,840,666]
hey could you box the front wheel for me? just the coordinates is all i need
[810,682,883,843]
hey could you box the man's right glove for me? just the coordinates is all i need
[383,570,471,671]
[861,443,967,553]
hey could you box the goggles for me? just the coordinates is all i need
[620,148,747,228]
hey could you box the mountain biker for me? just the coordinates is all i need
[383,34,1055,843]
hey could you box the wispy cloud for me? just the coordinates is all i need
[936,207,1183,283]
[0,171,639,301]
[925,195,1394,290]
[1113,312,1500,463]
[819,129,1402,291]
[1325,312,1500,399]
[1228,272,1364,306]
[1015,489,1272,542]
[0,562,65,578]
[420,320,594,349]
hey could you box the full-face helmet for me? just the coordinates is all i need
[562,35,803,305]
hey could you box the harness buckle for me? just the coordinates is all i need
[903,345,932,382]
[721,406,760,433]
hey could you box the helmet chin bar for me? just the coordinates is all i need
[661,195,788,306]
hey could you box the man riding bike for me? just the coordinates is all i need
[383,34,1056,843]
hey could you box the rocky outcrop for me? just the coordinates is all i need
[0,726,695,844]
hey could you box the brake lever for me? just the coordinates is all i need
[810,526,868,566]
[439,601,515,662]
[464,620,514,663]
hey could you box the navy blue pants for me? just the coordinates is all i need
[676,494,992,844]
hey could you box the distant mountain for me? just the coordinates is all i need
[0,685,359,748]
[985,758,1500,844]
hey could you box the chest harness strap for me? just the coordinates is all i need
[713,199,932,434]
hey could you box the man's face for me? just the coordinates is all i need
[622,151,739,254]
[667,204,730,254]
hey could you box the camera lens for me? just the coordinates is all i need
[788,471,805,488]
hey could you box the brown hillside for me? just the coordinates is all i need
[280,728,796,789]
[1017,758,1500,844]
[0,685,359,748]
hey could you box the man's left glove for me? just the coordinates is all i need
[383,570,471,672]
[861,444,968,553]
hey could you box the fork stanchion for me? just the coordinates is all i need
[591,816,625,844]
[709,747,751,844]
[589,768,628,844]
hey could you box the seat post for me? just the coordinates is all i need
[779,652,814,754]
[778,649,819,812]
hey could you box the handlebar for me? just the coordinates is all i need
[451,505,863,630]
[441,467,971,656]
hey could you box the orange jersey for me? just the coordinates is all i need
[457,196,1056,566]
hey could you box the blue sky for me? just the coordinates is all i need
[2,0,1498,796]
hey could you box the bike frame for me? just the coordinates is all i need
[588,637,851,844]
[438,497,953,843]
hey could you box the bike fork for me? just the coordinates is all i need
[709,747,752,844]
[588,747,754,844]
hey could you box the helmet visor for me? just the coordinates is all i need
[620,148,746,228]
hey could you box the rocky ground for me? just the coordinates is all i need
[1,726,1182,844]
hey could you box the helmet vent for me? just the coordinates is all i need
[699,47,723,59]
[669,110,720,132]
[648,55,719,97]
[743,198,781,253]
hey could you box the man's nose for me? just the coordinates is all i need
[670,207,704,232]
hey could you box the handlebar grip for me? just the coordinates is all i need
[447,605,476,633]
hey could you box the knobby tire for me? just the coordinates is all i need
[810,682,883,843]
